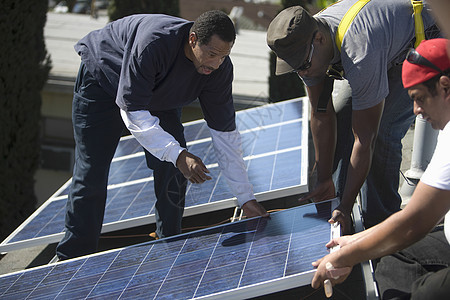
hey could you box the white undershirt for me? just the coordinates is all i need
[120,109,184,166]
[420,122,450,245]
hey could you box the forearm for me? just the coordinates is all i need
[339,101,384,211]
[342,223,378,245]
[311,110,336,181]
[335,183,448,266]
[339,140,373,211]
[333,211,425,268]
[314,182,450,288]
[307,85,336,182]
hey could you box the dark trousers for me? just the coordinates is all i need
[375,229,450,300]
[56,63,186,260]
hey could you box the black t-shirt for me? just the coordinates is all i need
[74,14,236,131]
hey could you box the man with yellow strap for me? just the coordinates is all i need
[267,0,440,233]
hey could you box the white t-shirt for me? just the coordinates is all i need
[420,121,450,244]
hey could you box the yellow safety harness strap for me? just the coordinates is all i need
[323,0,425,113]
[335,0,371,51]
[335,0,425,50]
[411,0,425,47]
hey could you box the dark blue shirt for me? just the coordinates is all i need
[74,14,236,131]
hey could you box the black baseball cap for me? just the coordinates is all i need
[267,6,318,75]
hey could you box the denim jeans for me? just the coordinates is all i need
[332,65,415,228]
[56,63,187,259]
[375,229,450,299]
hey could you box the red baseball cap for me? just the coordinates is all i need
[402,38,450,88]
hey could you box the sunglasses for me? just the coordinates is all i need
[291,44,314,73]
[292,33,317,73]
[406,48,443,73]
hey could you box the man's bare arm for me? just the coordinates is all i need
[301,80,337,203]
[330,101,384,232]
[312,182,450,288]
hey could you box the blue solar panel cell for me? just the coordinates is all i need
[108,156,151,186]
[104,182,156,223]
[271,151,303,190]
[183,121,210,142]
[1,98,309,252]
[186,141,215,165]
[0,201,337,299]
[279,122,304,148]
[6,200,66,243]
[112,137,141,158]
[0,273,20,296]
[282,103,303,122]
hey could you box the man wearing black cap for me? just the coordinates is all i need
[267,1,440,232]
[310,38,450,300]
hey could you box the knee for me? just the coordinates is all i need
[411,267,450,300]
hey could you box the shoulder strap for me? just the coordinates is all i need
[335,0,371,51]
[336,0,425,50]
[317,76,334,113]
[411,0,425,47]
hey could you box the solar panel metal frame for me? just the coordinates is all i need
[0,200,340,300]
[1,98,309,253]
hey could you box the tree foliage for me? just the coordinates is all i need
[109,0,180,22]
[0,0,51,240]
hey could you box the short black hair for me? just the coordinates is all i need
[190,10,236,45]
[423,69,450,96]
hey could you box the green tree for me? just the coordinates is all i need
[0,0,51,240]
[109,0,179,22]
[316,0,337,9]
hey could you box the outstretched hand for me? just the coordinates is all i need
[176,150,212,184]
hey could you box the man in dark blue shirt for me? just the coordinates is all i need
[56,10,268,260]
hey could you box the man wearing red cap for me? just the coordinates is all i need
[310,38,450,299]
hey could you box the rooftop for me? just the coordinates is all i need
[1,8,418,300]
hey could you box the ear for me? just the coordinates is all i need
[315,31,325,44]
[440,75,450,98]
[189,32,197,47]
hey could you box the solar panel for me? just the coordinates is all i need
[0,199,339,299]
[1,98,309,252]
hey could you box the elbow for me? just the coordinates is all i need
[311,107,334,121]
[390,212,429,251]
[403,228,428,247]
[354,132,377,154]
